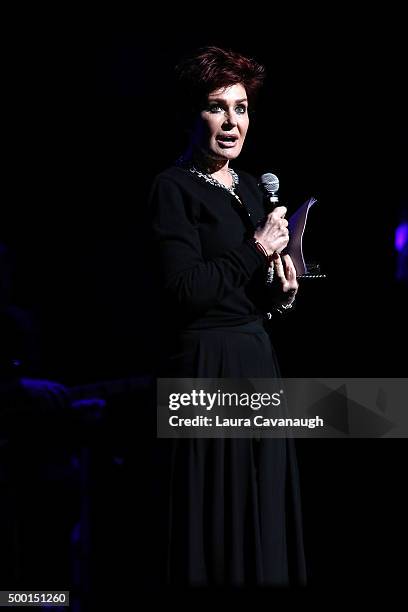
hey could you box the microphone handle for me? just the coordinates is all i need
[267,194,279,211]
[265,194,281,285]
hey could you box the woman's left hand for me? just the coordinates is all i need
[272,253,298,305]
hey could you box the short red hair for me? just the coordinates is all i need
[175,46,265,115]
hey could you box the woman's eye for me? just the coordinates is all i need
[207,104,247,114]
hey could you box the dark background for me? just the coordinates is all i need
[1,14,407,598]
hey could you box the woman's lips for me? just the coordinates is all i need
[216,137,239,148]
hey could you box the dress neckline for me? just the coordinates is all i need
[175,157,244,207]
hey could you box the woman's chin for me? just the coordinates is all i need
[213,146,242,161]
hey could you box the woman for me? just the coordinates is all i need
[149,46,306,586]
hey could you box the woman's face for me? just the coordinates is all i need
[192,83,249,162]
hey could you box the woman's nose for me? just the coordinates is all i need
[223,111,238,127]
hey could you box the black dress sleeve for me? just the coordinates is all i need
[150,176,265,317]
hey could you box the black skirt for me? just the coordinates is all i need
[160,320,306,587]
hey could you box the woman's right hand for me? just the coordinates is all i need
[253,206,289,255]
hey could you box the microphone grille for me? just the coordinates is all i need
[259,173,279,195]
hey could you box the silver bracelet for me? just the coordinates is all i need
[266,262,274,284]
[267,299,296,317]
[280,300,294,310]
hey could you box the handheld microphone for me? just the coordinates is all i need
[259,173,280,209]
[258,173,281,284]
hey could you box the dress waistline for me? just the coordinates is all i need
[181,318,265,335]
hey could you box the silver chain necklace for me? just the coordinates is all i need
[177,158,244,206]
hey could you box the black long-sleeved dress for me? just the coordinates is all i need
[149,165,306,586]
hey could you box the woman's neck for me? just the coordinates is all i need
[211,166,233,188]
[181,146,230,176]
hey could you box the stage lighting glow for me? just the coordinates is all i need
[395,223,408,252]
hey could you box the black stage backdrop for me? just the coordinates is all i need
[1,17,407,600]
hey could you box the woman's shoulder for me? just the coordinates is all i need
[235,168,262,201]
[235,168,258,187]
[152,165,194,188]
[148,166,202,217]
